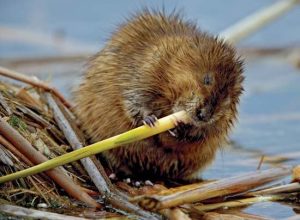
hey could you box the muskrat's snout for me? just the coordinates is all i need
[173,93,215,126]
[196,105,212,122]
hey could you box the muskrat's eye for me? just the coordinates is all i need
[203,74,213,86]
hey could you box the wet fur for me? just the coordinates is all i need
[74,10,244,180]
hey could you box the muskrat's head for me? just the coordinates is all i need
[164,34,244,130]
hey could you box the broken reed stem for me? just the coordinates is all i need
[193,195,285,212]
[157,180,215,196]
[0,134,52,183]
[0,135,57,202]
[160,208,191,220]
[0,110,188,183]
[0,92,12,115]
[0,135,35,168]
[202,211,270,220]
[46,93,111,194]
[0,66,72,108]
[16,88,44,110]
[132,167,292,211]
[107,193,162,220]
[16,105,50,128]
[46,94,160,219]
[0,204,88,220]
[27,176,50,206]
[0,117,100,208]
[220,0,299,43]
[257,155,265,170]
[247,182,300,196]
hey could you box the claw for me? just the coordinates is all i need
[143,114,158,127]
[168,129,176,137]
[169,120,192,139]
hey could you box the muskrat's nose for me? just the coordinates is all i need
[196,108,212,122]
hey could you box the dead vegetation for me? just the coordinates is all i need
[0,67,300,220]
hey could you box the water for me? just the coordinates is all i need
[1,1,300,218]
[1,0,300,57]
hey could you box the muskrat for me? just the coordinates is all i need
[74,10,244,180]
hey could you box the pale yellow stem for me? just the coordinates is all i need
[0,111,188,183]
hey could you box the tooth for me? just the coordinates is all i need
[168,130,176,136]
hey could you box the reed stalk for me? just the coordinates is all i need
[0,110,188,184]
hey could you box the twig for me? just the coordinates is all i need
[193,195,285,212]
[160,208,191,220]
[0,92,12,115]
[156,180,215,196]
[16,105,50,128]
[220,0,299,43]
[0,134,51,184]
[202,212,270,220]
[0,117,100,208]
[257,155,265,170]
[47,93,162,219]
[107,193,161,220]
[247,182,300,196]
[132,167,292,210]
[0,66,72,108]
[16,88,43,110]
[0,204,88,220]
[0,136,65,205]
[27,176,50,206]
[0,135,34,168]
[46,93,115,194]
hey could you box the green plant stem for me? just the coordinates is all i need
[0,110,188,184]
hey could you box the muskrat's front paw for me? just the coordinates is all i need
[143,114,158,127]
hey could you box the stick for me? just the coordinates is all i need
[0,135,34,168]
[0,117,100,208]
[160,208,191,220]
[46,94,161,219]
[16,88,44,110]
[16,105,51,128]
[107,194,161,220]
[0,110,188,183]
[46,93,111,194]
[220,0,299,43]
[247,182,300,196]
[0,66,72,108]
[0,92,12,115]
[0,204,88,220]
[132,167,291,210]
[193,195,285,212]
[202,212,270,220]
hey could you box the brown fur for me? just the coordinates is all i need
[74,10,244,180]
